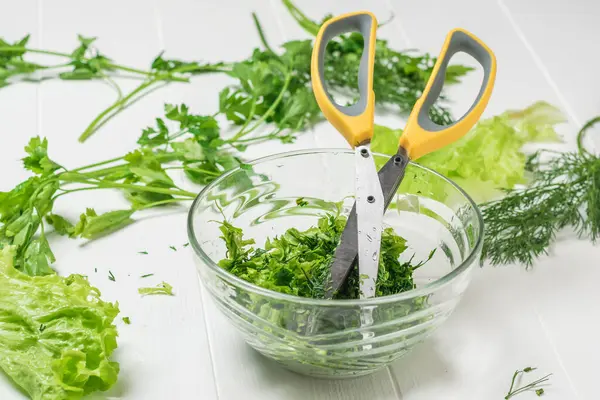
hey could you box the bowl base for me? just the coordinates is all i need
[252,346,388,380]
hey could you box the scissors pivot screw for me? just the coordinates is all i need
[360,148,369,158]
[393,156,404,165]
[367,195,375,203]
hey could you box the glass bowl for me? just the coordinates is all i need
[187,149,483,379]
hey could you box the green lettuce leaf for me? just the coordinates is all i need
[371,101,565,203]
[0,246,120,400]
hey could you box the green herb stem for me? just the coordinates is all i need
[79,78,159,142]
[57,174,196,198]
[52,186,105,200]
[182,166,222,177]
[577,115,600,156]
[228,129,284,145]
[104,62,157,78]
[68,156,125,174]
[0,46,72,58]
[233,98,258,139]
[138,198,192,210]
[94,182,196,198]
[252,12,275,53]
[233,72,291,140]
[281,0,320,36]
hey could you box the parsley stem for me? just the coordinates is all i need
[79,78,159,142]
[100,72,123,99]
[167,129,188,141]
[0,46,71,58]
[235,72,291,139]
[40,63,71,71]
[68,156,125,173]
[252,13,275,53]
[232,99,258,141]
[180,166,222,176]
[53,182,197,202]
[104,62,156,77]
[281,0,320,36]
[229,130,282,145]
[91,182,197,198]
[57,173,197,197]
[507,370,519,395]
[52,186,103,200]
[138,198,192,209]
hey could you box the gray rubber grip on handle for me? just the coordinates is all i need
[316,14,374,117]
[417,30,494,131]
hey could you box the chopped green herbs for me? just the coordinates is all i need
[122,317,131,325]
[140,273,154,278]
[139,281,174,296]
[138,251,148,255]
[183,242,190,247]
[218,210,432,299]
[108,270,116,282]
[296,197,308,207]
[169,245,177,251]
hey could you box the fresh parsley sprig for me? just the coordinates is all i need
[0,34,230,143]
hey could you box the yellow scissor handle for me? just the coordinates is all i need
[399,28,497,160]
[311,11,377,148]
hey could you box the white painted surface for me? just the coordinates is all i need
[0,0,598,399]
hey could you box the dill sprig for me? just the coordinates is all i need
[481,116,600,266]
[505,367,551,398]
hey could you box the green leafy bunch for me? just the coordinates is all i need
[220,0,473,139]
[0,103,253,276]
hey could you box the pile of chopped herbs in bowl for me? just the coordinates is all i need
[217,210,434,300]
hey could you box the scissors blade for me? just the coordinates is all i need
[327,148,410,297]
[355,144,384,298]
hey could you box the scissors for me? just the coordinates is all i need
[311,12,497,299]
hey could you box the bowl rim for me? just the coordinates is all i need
[187,148,483,306]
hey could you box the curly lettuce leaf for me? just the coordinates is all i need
[0,246,120,400]
[372,101,565,203]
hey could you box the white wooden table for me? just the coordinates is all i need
[1,1,599,399]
